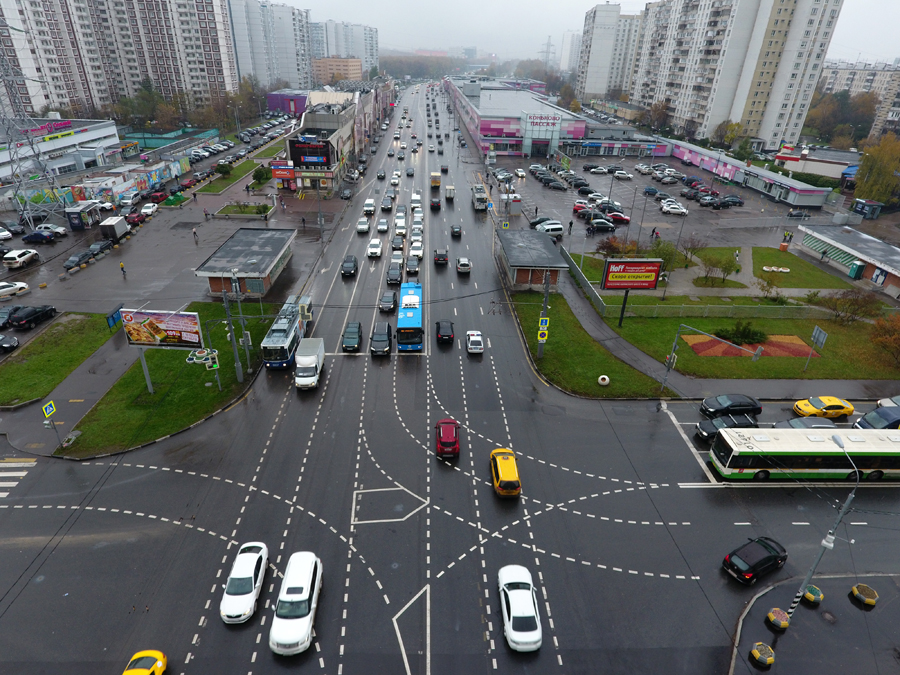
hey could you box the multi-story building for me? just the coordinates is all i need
[312,57,363,85]
[231,0,313,89]
[630,0,844,151]
[820,61,900,140]
[575,4,642,104]
[309,20,378,75]
[559,30,582,73]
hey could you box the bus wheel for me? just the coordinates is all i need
[847,471,862,482]
[866,470,884,481]
[752,471,770,481]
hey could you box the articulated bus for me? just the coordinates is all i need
[710,428,900,481]
[397,282,424,351]
[261,294,313,368]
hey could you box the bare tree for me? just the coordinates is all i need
[649,101,669,129]
[678,234,707,262]
[820,289,882,325]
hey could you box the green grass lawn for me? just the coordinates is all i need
[63,302,277,458]
[218,203,272,215]
[196,160,258,193]
[512,292,673,398]
[603,315,898,380]
[0,314,114,406]
[569,254,606,281]
[599,294,790,307]
[693,246,742,263]
[752,247,853,289]
[255,144,284,158]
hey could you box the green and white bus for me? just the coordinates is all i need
[710,428,900,481]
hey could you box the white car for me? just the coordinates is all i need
[391,175,400,186]
[662,202,689,216]
[356,217,370,233]
[0,226,11,241]
[220,542,268,624]
[410,229,423,243]
[36,223,68,237]
[587,193,606,203]
[466,330,484,353]
[400,142,407,149]
[377,218,389,233]
[614,171,633,180]
[409,241,424,259]
[428,145,435,152]
[395,220,407,237]
[141,202,158,216]
[877,395,900,408]
[269,551,323,655]
[0,281,28,298]
[514,168,526,177]
[498,565,542,652]
[367,239,383,257]
[390,250,404,265]
[589,167,608,174]
[636,165,653,175]
[2,249,38,269]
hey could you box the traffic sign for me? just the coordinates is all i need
[538,317,549,329]
[537,330,548,343]
[488,202,493,209]
[43,401,56,418]
[502,221,509,229]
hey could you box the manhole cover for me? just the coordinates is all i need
[821,610,837,624]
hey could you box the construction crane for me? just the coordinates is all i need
[0,17,67,228]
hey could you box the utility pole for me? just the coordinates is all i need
[222,284,244,384]
[538,36,556,71]
[537,271,551,359]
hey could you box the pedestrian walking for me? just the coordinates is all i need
[535,206,539,217]
[192,192,197,202]
[120,262,126,278]
[301,217,306,228]
[203,208,209,221]
[821,249,827,261]
[568,220,573,235]
[650,227,657,238]
[734,249,740,263]
[281,200,286,212]
[192,228,199,244]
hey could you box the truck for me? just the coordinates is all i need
[445,185,455,201]
[99,216,130,243]
[294,338,325,389]
[471,185,488,211]
[430,172,441,190]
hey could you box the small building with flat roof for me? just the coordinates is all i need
[799,225,900,298]
[195,228,296,297]
[497,230,568,292]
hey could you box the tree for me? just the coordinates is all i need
[683,119,698,140]
[215,163,233,177]
[701,255,722,281]
[828,134,855,150]
[754,273,777,300]
[718,257,739,284]
[855,132,900,204]
[569,99,582,113]
[732,137,753,161]
[820,289,882,325]
[155,103,181,131]
[871,314,900,366]
[648,101,669,129]
[650,238,678,273]
[369,66,379,80]
[558,83,576,109]
[711,120,743,146]
[679,234,707,261]
[252,166,272,184]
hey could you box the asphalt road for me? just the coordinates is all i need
[0,87,897,675]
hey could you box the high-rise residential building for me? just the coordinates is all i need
[559,30,582,73]
[575,4,642,103]
[630,0,844,151]
[309,20,378,75]
[820,61,900,140]
[231,0,313,89]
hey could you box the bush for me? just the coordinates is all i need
[714,320,768,346]
[872,314,900,365]
[820,288,882,325]
[215,163,233,177]
[252,167,272,184]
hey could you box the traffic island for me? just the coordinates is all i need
[750,642,775,667]
[766,608,790,629]
[851,583,878,607]
[803,585,824,604]
[215,203,274,221]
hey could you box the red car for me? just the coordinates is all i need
[181,179,198,189]
[125,212,146,226]
[572,203,590,213]
[605,211,631,224]
[149,191,168,203]
[698,186,720,196]
[435,418,460,458]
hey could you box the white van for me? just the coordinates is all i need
[363,199,376,215]
[119,192,139,207]
[269,551,323,655]
[410,193,422,211]
[536,221,563,237]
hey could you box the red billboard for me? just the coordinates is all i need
[601,259,663,290]
[271,166,295,179]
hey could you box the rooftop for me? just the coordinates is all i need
[449,78,577,120]
[803,225,900,278]
[498,230,568,269]
[195,228,296,278]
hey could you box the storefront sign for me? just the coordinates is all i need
[526,114,561,129]
[272,167,295,179]
[601,259,663,290]
[295,171,334,179]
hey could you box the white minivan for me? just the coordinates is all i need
[269,551,323,655]
[535,221,563,237]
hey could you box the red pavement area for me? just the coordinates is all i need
[683,334,818,357]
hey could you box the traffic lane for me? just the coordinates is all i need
[663,399,878,431]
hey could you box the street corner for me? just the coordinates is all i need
[733,575,900,674]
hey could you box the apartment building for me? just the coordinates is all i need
[575,4,643,103]
[312,57,362,85]
[309,20,378,75]
[630,0,844,151]
[820,61,900,140]
[231,0,313,89]
[559,30,582,73]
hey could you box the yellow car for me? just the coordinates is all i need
[793,396,854,418]
[490,448,521,497]
[123,650,167,675]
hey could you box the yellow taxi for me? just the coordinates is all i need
[490,448,521,497]
[123,650,167,675]
[793,396,854,418]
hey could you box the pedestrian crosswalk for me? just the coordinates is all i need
[0,458,36,497]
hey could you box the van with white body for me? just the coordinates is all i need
[535,221,563,237]
[294,338,325,389]
[119,192,140,207]
[410,193,422,211]
[363,199,376,215]
[269,551,323,655]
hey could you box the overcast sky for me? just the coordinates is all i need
[305,0,897,64]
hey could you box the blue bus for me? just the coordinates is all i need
[397,282,424,351]
[261,295,313,368]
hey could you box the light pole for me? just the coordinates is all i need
[233,104,242,136]
[231,268,250,370]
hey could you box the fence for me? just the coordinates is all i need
[560,246,609,317]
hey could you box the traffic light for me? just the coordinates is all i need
[206,354,219,370]
[665,354,678,370]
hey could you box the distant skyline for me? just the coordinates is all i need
[301,0,897,64]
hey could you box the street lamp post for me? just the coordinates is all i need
[233,105,242,136]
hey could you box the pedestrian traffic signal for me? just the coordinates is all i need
[665,354,677,369]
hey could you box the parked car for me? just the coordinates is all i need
[787,210,810,219]
[8,305,56,330]
[0,305,21,329]
[63,250,94,270]
[35,223,67,237]
[3,249,38,268]
[700,394,762,418]
[149,192,168,203]
[89,240,115,256]
[22,231,54,245]
[125,212,146,226]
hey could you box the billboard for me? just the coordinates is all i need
[271,166,295,179]
[288,138,331,167]
[122,309,203,349]
[600,259,663,290]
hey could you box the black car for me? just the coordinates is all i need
[854,407,900,430]
[695,414,758,441]
[430,198,441,210]
[342,322,363,352]
[605,164,623,172]
[685,190,701,201]
[530,217,552,229]
[436,320,455,343]
[0,305,21,329]
[22,231,54,245]
[700,394,763,418]
[583,163,601,171]
[340,254,358,276]
[340,188,353,200]
[9,305,57,330]
[381,197,393,212]
[89,240,115,256]
[406,256,420,275]
[0,221,25,235]
[773,417,836,429]
[391,236,404,251]
[654,192,674,202]
[407,167,415,176]
[588,219,616,233]
[379,290,397,312]
[711,199,732,210]
[721,195,744,207]
[377,170,386,180]
[577,187,594,196]
[386,262,403,284]
[0,333,18,353]
[440,165,449,173]
[370,322,393,356]
[547,182,567,191]
[63,250,94,270]
[722,537,787,585]
[451,224,461,237]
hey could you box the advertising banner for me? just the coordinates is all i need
[122,309,203,349]
[289,139,331,167]
[271,166,295,179]
[601,259,663,290]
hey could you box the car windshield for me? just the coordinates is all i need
[504,581,531,591]
[711,418,727,429]
[275,598,310,619]
[807,397,826,409]
[126,656,159,670]
[498,480,519,490]
[511,615,538,632]
[225,576,254,595]
[861,410,893,429]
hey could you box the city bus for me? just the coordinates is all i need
[396,282,424,351]
[710,428,900,481]
[261,294,313,368]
